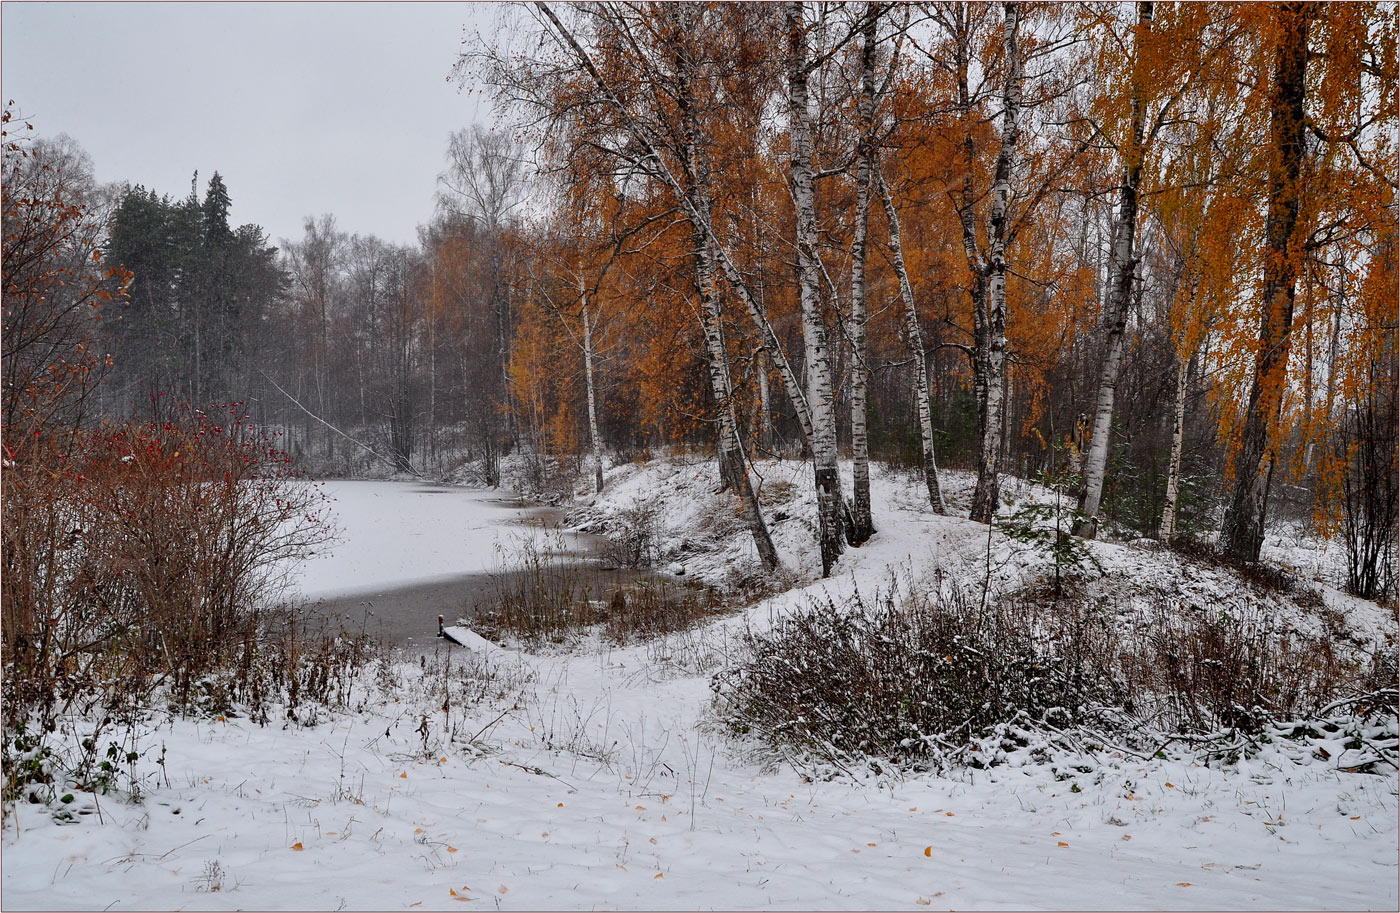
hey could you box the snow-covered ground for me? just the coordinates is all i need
[4,459,1396,911]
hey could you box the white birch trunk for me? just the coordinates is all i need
[878,171,947,515]
[968,2,1022,524]
[1076,1,1152,538]
[1158,346,1189,544]
[788,0,846,575]
[579,272,604,495]
[847,1,879,544]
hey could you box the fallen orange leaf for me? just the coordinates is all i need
[867,842,877,847]
[498,885,508,894]
[1177,882,1192,887]
[1350,816,1361,820]
[557,803,564,808]
[946,812,954,817]
[924,847,932,857]
[400,772,408,779]
[1057,841,1069,847]
[654,873,664,879]
[1121,835,1132,841]
[447,846,458,853]
[415,828,424,834]
[290,842,303,851]
[635,805,646,810]
[1165,782,1175,788]
[440,757,448,763]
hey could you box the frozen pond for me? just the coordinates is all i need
[287,481,593,647]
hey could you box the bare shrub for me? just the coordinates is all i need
[473,530,729,646]
[714,581,1389,770]
[603,499,660,569]
[712,586,1119,765]
[2,404,335,727]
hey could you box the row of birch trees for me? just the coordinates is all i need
[469,0,1394,590]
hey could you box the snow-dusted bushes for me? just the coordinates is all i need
[715,581,1396,771]
[2,404,343,809]
[474,528,728,646]
[713,585,1118,767]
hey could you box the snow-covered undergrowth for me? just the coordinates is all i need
[4,456,1396,910]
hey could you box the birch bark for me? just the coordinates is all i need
[968,2,1022,524]
[788,0,846,574]
[847,2,880,544]
[1076,1,1153,538]
[878,171,947,515]
[578,271,605,495]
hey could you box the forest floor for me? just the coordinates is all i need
[3,457,1396,911]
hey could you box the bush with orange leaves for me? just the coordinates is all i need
[2,402,335,725]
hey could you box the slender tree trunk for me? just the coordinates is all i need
[788,0,846,574]
[757,348,773,452]
[578,271,605,495]
[1077,1,1153,538]
[1159,345,1190,544]
[969,2,1022,524]
[847,1,881,544]
[1220,3,1315,563]
[878,171,947,515]
[671,3,779,572]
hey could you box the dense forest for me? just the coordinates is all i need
[4,1,1395,595]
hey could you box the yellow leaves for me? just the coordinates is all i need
[449,887,472,902]
[924,846,932,857]
[400,771,408,779]
[1057,841,1070,847]
[557,802,564,808]
[290,842,304,851]
[653,872,664,880]
[1165,781,1175,788]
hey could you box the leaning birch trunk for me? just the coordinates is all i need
[1076,1,1153,538]
[878,170,947,515]
[846,1,880,545]
[672,4,779,572]
[788,0,846,574]
[578,272,605,495]
[538,1,821,570]
[1221,3,1315,563]
[968,1,1022,524]
[1158,344,1189,544]
[695,233,781,572]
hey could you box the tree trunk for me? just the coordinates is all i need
[1220,3,1314,563]
[1158,344,1189,544]
[969,2,1022,524]
[847,1,881,545]
[1077,1,1153,538]
[878,171,947,515]
[673,4,779,572]
[579,272,605,495]
[788,0,846,575]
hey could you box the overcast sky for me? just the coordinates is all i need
[2,2,522,249]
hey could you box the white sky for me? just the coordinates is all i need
[1,2,521,249]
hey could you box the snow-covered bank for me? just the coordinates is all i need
[4,458,1396,910]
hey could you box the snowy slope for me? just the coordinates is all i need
[4,458,1396,911]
